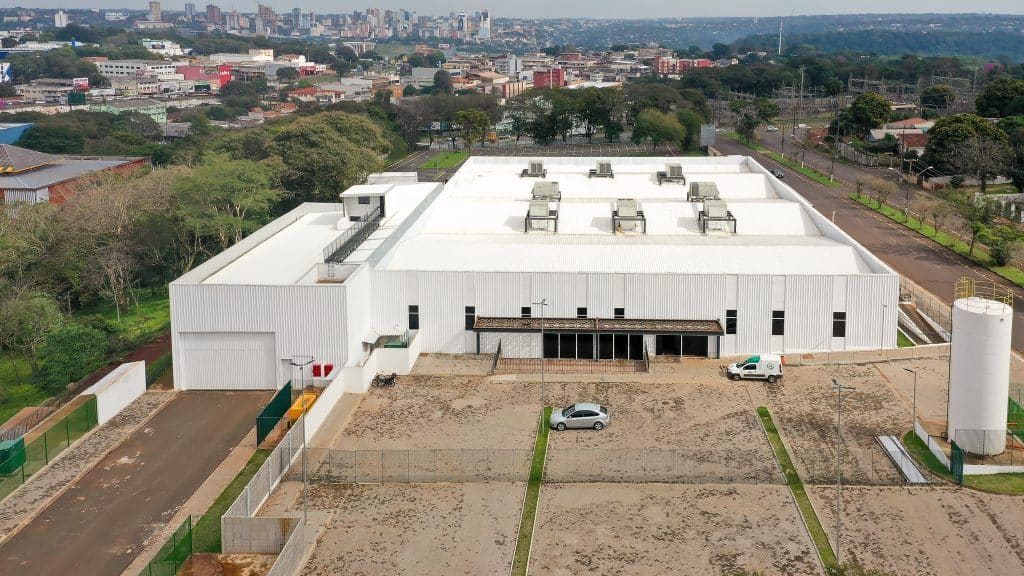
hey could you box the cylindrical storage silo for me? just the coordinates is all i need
[948,296,1012,455]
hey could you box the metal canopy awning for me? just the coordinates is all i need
[362,328,406,344]
[472,317,724,335]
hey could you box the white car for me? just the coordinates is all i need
[765,126,779,132]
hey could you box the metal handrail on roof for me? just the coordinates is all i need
[323,206,382,264]
[954,277,1014,305]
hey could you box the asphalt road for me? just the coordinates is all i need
[0,391,269,576]
[714,136,1024,352]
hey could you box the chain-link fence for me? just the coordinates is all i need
[900,276,952,336]
[949,429,1024,467]
[301,448,783,485]
[795,446,937,485]
[0,396,98,501]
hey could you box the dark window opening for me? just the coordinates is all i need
[725,309,737,335]
[577,334,594,359]
[577,307,587,319]
[614,307,625,319]
[357,196,371,204]
[628,334,644,360]
[543,333,558,358]
[559,333,577,358]
[464,306,475,330]
[656,335,681,356]
[408,305,419,330]
[521,306,531,318]
[771,310,785,336]
[598,334,614,359]
[832,312,847,338]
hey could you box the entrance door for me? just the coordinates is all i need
[613,334,629,359]
[628,334,644,360]
[543,333,559,358]
[680,336,709,357]
[655,335,682,356]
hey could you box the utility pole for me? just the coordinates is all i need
[792,66,805,137]
[832,378,855,566]
[904,368,918,430]
[778,17,783,56]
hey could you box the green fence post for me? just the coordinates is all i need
[66,416,70,447]
[42,433,48,464]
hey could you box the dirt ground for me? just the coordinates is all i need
[299,482,524,576]
[808,485,1024,576]
[531,483,820,576]
[184,553,276,576]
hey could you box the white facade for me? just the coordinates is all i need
[95,60,178,79]
[948,296,1013,455]
[170,157,899,391]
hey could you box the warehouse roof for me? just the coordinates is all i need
[375,156,891,276]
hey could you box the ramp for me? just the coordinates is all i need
[876,435,929,484]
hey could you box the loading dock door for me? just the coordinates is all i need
[680,336,709,357]
[180,332,277,390]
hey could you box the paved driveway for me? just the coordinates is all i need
[0,391,269,576]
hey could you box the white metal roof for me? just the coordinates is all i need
[375,156,882,276]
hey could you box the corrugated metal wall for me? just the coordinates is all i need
[363,270,898,356]
[170,284,348,391]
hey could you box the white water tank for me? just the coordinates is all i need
[948,296,1012,455]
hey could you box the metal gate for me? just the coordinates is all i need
[950,440,964,486]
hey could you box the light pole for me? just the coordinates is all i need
[532,298,548,405]
[832,378,855,566]
[903,368,918,430]
[913,164,934,186]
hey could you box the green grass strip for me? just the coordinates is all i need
[852,194,1024,289]
[511,406,552,576]
[757,407,838,569]
[896,331,916,348]
[191,449,271,553]
[763,152,841,187]
[722,131,769,152]
[418,150,469,169]
[901,430,1024,494]
[145,352,172,386]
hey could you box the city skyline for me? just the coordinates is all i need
[4,1,1024,19]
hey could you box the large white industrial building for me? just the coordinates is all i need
[170,156,898,391]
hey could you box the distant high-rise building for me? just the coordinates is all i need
[206,3,222,25]
[478,9,491,39]
[458,12,467,32]
[184,3,195,20]
[291,7,302,28]
[54,10,69,28]
[148,1,161,22]
[258,4,277,33]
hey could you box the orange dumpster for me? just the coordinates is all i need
[286,392,319,423]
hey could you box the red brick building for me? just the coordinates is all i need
[0,145,148,205]
[533,67,566,89]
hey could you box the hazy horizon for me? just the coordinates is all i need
[6,1,1024,19]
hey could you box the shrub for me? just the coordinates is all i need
[33,324,109,394]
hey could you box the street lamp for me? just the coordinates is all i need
[903,368,918,430]
[532,298,548,405]
[831,378,856,566]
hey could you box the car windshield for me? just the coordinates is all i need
[562,406,575,417]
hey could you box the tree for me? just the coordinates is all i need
[676,109,703,150]
[433,70,453,95]
[33,324,108,394]
[455,109,490,151]
[632,109,686,152]
[924,114,1011,192]
[752,98,780,124]
[953,195,997,256]
[921,84,955,111]
[276,67,300,83]
[16,125,85,153]
[403,84,417,97]
[975,76,1024,118]
[985,224,1021,266]
[0,290,63,376]
[842,92,892,135]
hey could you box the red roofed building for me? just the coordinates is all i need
[0,144,148,205]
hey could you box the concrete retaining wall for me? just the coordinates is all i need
[80,361,146,425]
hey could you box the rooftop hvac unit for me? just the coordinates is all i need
[704,199,728,219]
[521,160,547,178]
[687,181,720,202]
[528,200,550,218]
[532,181,561,200]
[617,198,638,218]
[667,163,683,178]
[589,160,614,178]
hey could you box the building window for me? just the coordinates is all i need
[357,196,371,205]
[577,307,587,319]
[465,306,476,330]
[408,305,419,330]
[521,306,531,318]
[725,309,737,335]
[771,311,785,336]
[832,312,847,338]
[614,307,625,319]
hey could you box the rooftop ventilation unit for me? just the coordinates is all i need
[687,181,720,202]
[521,160,547,178]
[531,180,561,201]
[612,198,646,233]
[698,199,737,234]
[589,160,614,178]
[525,199,558,233]
[657,162,686,185]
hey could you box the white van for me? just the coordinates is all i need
[727,354,784,383]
